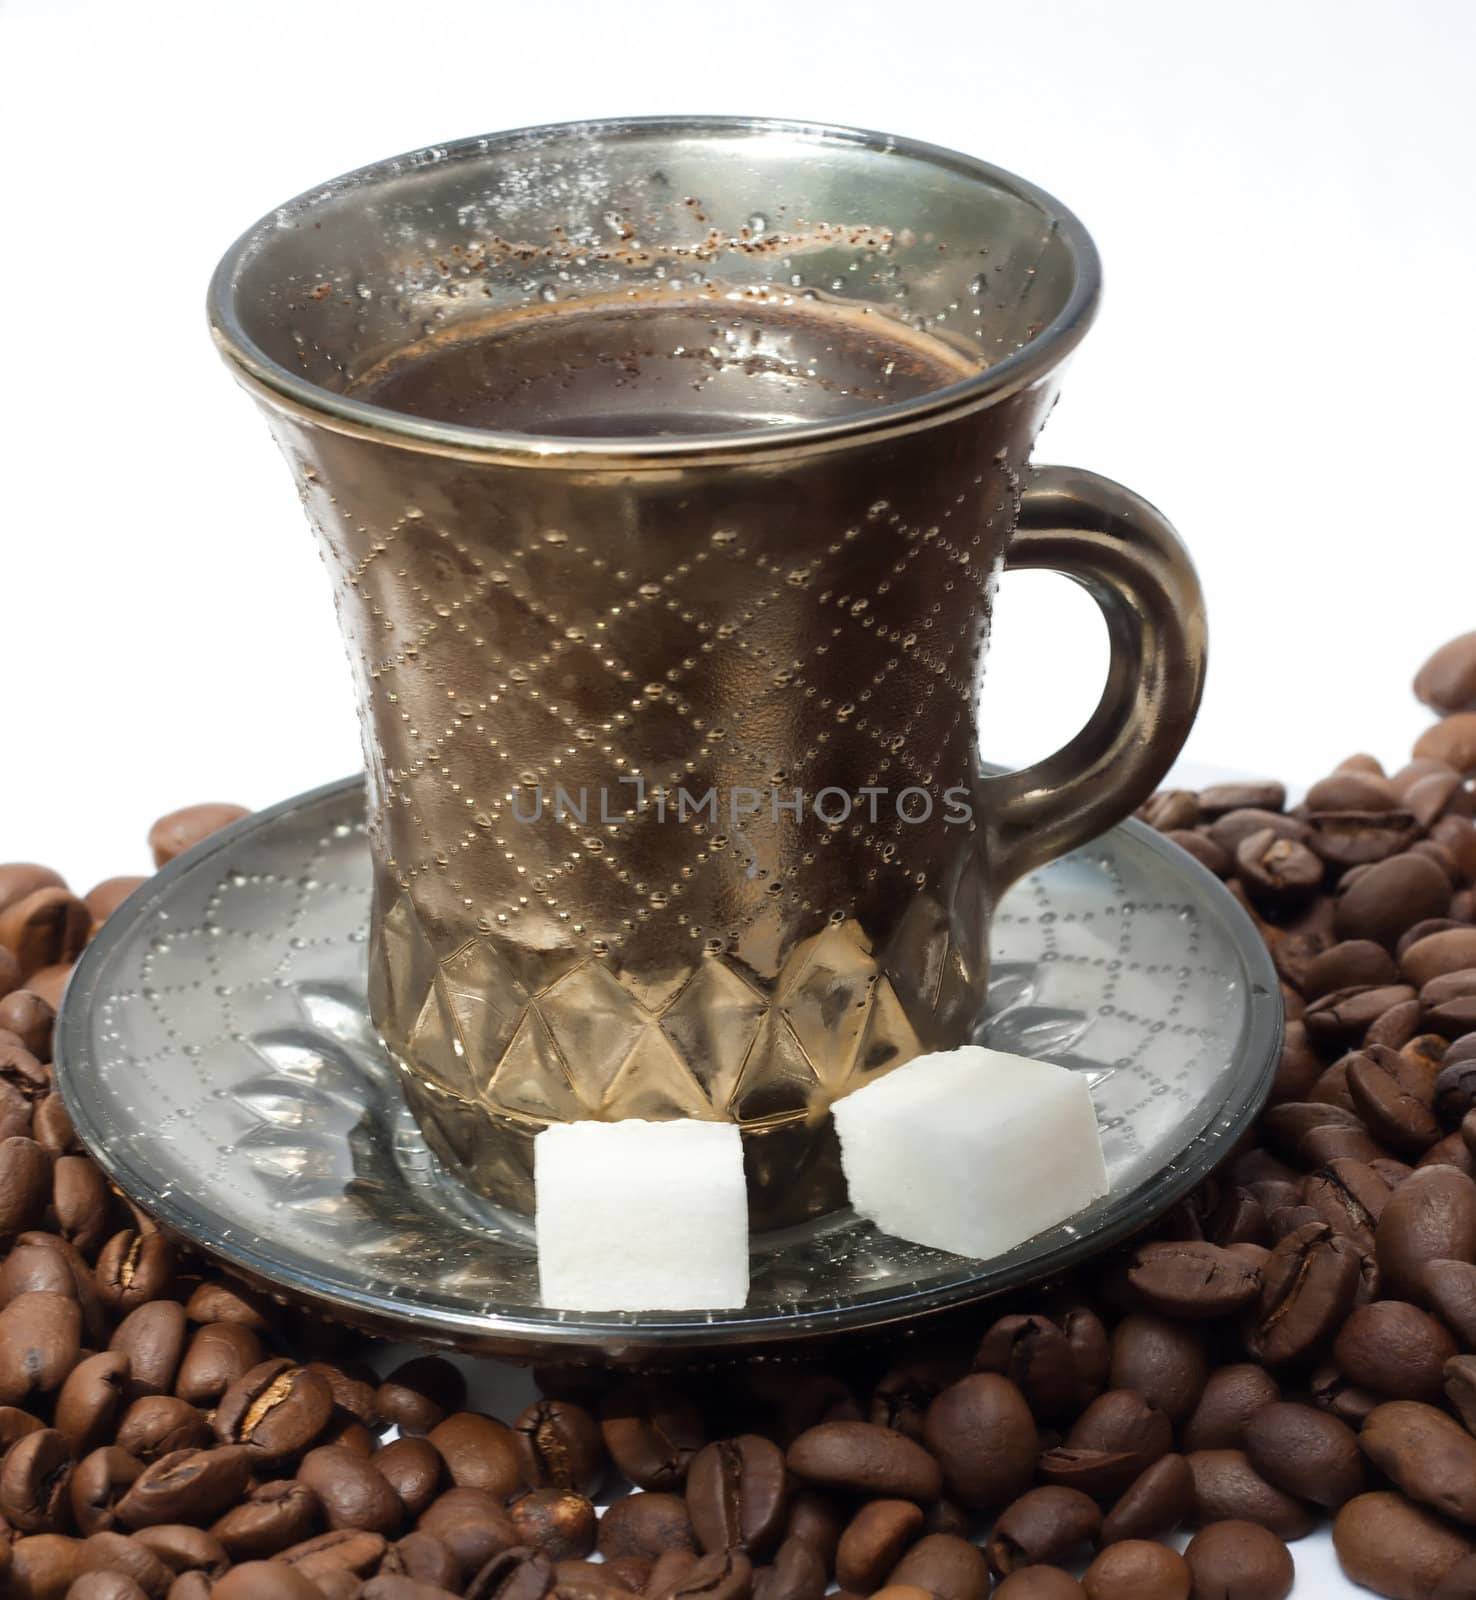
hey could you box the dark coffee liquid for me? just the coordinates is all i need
[348,292,981,438]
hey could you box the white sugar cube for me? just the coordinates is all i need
[832,1045,1109,1259]
[534,1119,749,1311]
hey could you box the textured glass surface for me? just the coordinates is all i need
[57,778,1279,1359]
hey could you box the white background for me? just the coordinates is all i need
[3,3,1474,1590]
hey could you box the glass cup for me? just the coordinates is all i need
[208,117,1206,1229]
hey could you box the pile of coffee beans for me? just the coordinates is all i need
[1,630,1475,1600]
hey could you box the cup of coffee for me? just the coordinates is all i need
[208,117,1206,1228]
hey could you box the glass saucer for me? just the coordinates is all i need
[56,777,1279,1361]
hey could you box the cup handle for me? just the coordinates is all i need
[976,464,1208,898]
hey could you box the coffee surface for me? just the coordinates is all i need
[347,292,981,438]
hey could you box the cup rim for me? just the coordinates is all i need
[207,115,1102,466]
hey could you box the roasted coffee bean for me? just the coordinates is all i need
[277,1526,390,1580]
[1416,715,1476,775]
[751,1372,862,1448]
[1302,1158,1390,1255]
[1336,852,1453,947]
[460,1547,558,1600]
[598,1494,698,1561]
[361,1578,465,1600]
[787,1421,941,1506]
[508,1489,596,1560]
[1335,1300,1460,1400]
[305,1361,380,1428]
[1420,1258,1476,1346]
[182,1281,276,1334]
[296,1445,402,1536]
[1305,984,1420,1047]
[1236,831,1323,909]
[1416,634,1476,713]
[114,1447,253,1529]
[128,1522,226,1581]
[0,1402,44,1451]
[77,1529,174,1595]
[0,888,88,981]
[749,1536,826,1600]
[1125,1242,1261,1320]
[1270,1022,1323,1102]
[1052,1390,1172,1500]
[372,1437,443,1520]
[383,1531,461,1590]
[1181,1364,1281,1453]
[1165,829,1231,876]
[9,1531,84,1599]
[115,1398,213,1464]
[0,1291,81,1406]
[1308,771,1403,812]
[813,1498,917,1593]
[70,1446,143,1536]
[1,1428,73,1532]
[1249,1222,1360,1365]
[1404,929,1476,987]
[0,992,55,1059]
[0,1138,51,1240]
[210,1478,321,1559]
[318,1413,375,1456]
[749,1534,826,1600]
[1361,1401,1476,1524]
[419,1412,523,1502]
[885,1533,990,1600]
[94,1233,175,1314]
[686,1435,787,1558]
[992,1571,1085,1600]
[417,1486,516,1574]
[68,1574,150,1600]
[0,865,66,915]
[51,1158,111,1257]
[869,1353,962,1443]
[1348,1047,1443,1153]
[781,1489,844,1570]
[1140,791,1201,831]
[1306,1362,1379,1428]
[360,1361,455,1446]
[146,807,250,870]
[1334,1491,1476,1600]
[1367,995,1427,1049]
[915,1374,1031,1511]
[109,1303,186,1402]
[513,1399,604,1496]
[600,1386,706,1493]
[213,1360,333,1465]
[54,1352,129,1456]
[1080,1540,1190,1600]
[212,1561,323,1600]
[1438,1555,1476,1600]
[1419,1131,1476,1176]
[1184,1451,1315,1541]
[26,1098,73,1156]
[1305,940,1400,1000]
[1098,1454,1194,1545]
[985,1486,1100,1576]
[1203,783,1288,818]
[972,1315,1079,1418]
[173,1323,262,1408]
[1208,808,1304,856]
[1242,1401,1362,1509]
[1107,1315,1206,1422]
[1183,1520,1294,1600]
[663,1550,754,1600]
[1055,1306,1111,1409]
